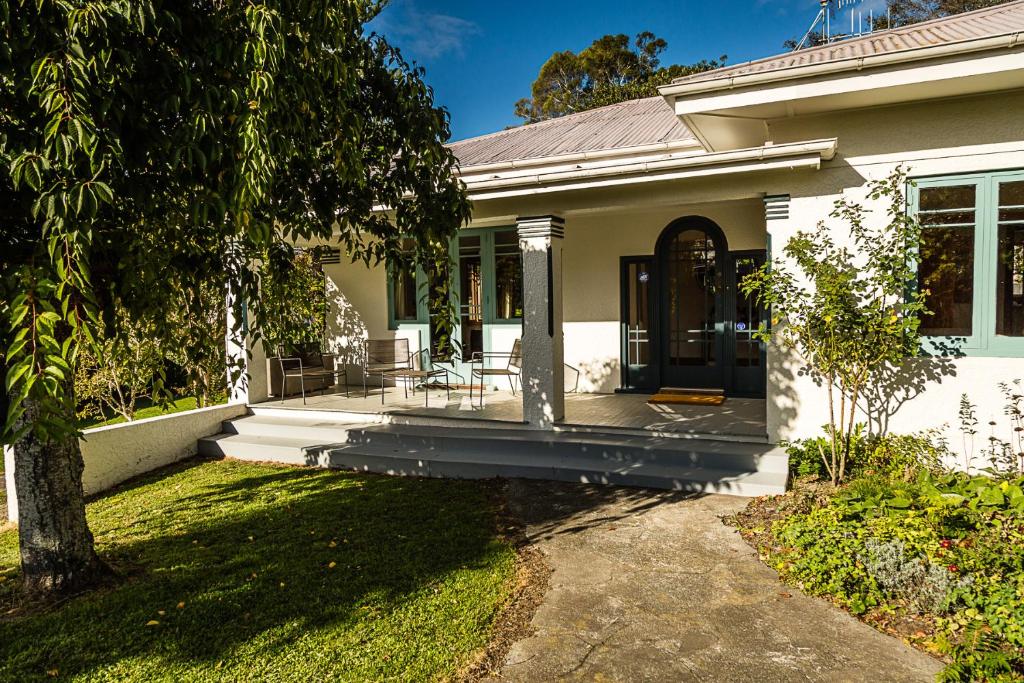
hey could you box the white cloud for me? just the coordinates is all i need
[371,1,481,60]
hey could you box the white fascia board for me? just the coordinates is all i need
[670,51,1024,119]
[659,33,1024,103]
[455,137,703,177]
[463,139,837,201]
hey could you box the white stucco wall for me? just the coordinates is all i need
[759,90,1024,450]
[5,403,247,522]
[79,403,248,495]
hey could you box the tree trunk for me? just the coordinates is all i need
[12,396,111,595]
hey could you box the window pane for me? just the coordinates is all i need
[919,186,975,212]
[391,238,418,322]
[997,181,1024,336]
[919,226,974,336]
[494,230,523,319]
[458,235,483,357]
[999,181,1024,225]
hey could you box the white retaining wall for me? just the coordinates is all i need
[4,402,247,523]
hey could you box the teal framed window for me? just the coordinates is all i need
[912,169,1024,356]
[386,238,429,329]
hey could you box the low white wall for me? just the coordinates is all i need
[5,403,247,522]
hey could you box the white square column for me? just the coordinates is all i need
[517,215,565,429]
[226,285,269,405]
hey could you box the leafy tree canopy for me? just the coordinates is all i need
[0,0,470,593]
[514,32,724,123]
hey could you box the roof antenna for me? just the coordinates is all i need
[794,0,877,51]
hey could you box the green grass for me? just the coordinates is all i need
[0,460,516,681]
[81,397,201,429]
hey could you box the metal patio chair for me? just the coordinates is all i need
[363,338,450,406]
[276,343,348,405]
[469,338,522,408]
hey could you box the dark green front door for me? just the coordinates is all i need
[658,218,726,391]
[618,217,767,398]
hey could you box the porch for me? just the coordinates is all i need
[255,388,768,441]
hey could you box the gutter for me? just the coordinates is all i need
[658,31,1024,99]
[455,137,702,177]
[461,138,838,193]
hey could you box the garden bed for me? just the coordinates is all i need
[0,459,535,681]
[727,440,1024,682]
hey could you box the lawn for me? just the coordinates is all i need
[80,397,203,429]
[0,460,517,681]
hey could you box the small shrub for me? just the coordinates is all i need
[860,538,969,614]
[784,428,946,481]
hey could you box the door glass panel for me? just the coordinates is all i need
[391,238,419,322]
[458,235,484,358]
[626,262,651,366]
[997,181,1024,336]
[667,229,718,367]
[917,185,975,336]
[494,230,523,319]
[734,255,764,367]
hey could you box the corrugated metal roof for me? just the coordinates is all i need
[449,96,695,168]
[673,0,1024,86]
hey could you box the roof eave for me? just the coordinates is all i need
[462,138,838,200]
[658,30,1024,100]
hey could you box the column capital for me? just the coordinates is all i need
[516,214,565,240]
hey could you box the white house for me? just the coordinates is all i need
[15,2,1024,523]
[203,1,1024,495]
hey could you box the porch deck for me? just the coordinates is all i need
[257,387,768,441]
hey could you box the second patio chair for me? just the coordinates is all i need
[469,339,522,408]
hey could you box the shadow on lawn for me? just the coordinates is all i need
[0,459,514,680]
[502,478,703,542]
[0,459,696,681]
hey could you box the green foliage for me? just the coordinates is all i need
[514,31,724,122]
[0,460,516,680]
[73,311,163,423]
[1,1,471,444]
[785,428,947,480]
[887,0,1011,28]
[79,396,200,429]
[753,463,1024,679]
[958,383,1024,476]
[742,168,927,485]
[260,247,329,353]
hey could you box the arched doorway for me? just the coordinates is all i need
[619,216,767,396]
[656,217,728,390]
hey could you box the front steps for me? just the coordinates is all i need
[198,411,788,496]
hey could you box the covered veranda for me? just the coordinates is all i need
[257,388,768,441]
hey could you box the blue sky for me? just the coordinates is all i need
[369,0,849,141]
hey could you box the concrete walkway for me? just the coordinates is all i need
[489,480,944,682]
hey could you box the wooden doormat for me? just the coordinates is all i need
[648,389,726,406]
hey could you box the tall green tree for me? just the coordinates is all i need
[0,0,469,595]
[514,32,723,123]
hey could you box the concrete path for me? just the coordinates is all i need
[489,480,944,682]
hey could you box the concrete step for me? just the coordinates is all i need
[197,432,786,497]
[219,415,788,474]
[198,415,789,496]
[246,404,771,444]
